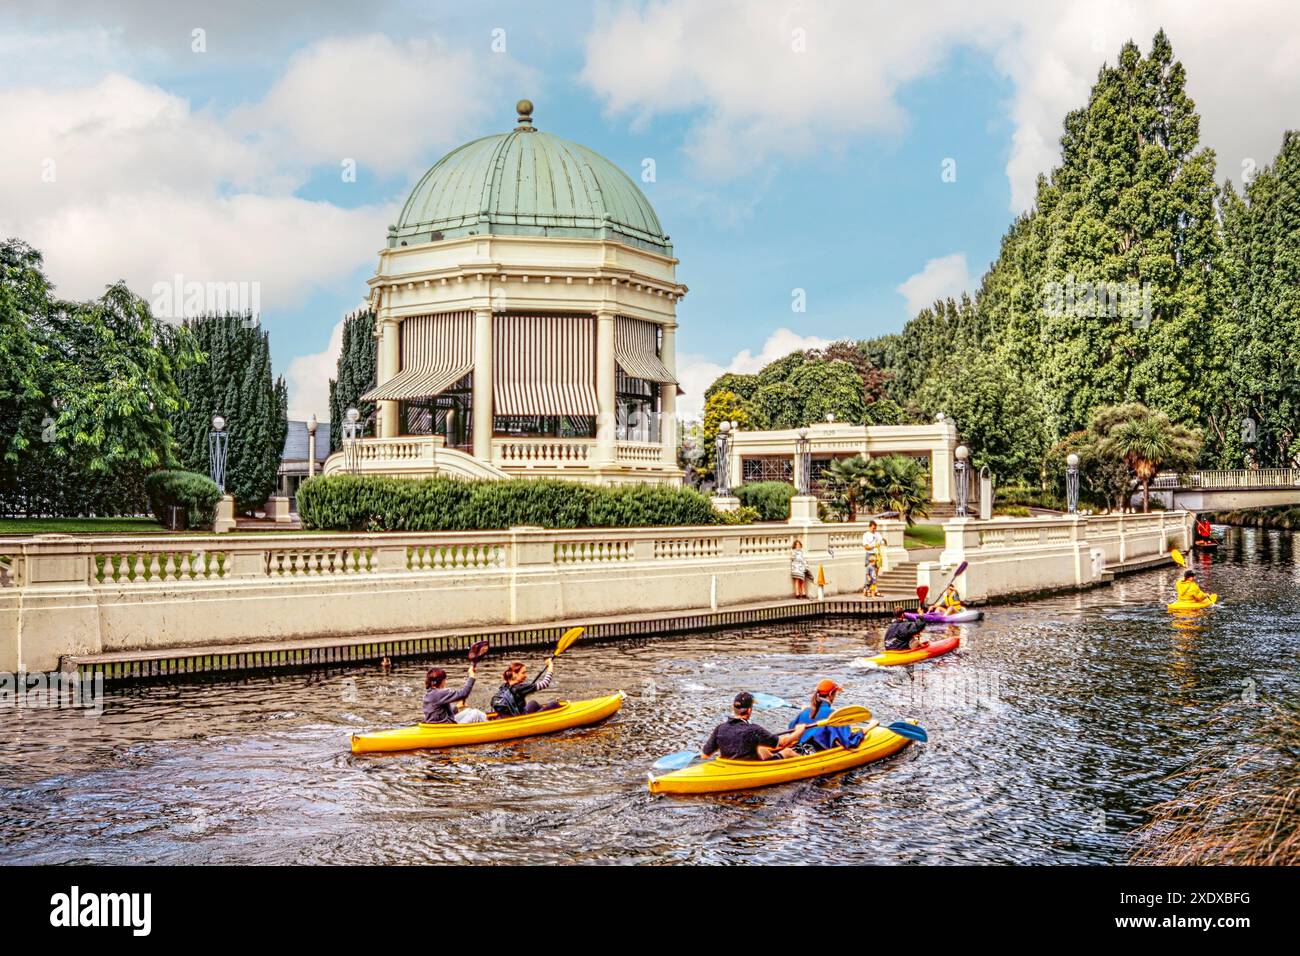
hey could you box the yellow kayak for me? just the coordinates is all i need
[1167,593,1219,613]
[350,691,625,753]
[647,721,916,795]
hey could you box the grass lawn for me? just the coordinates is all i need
[904,522,946,549]
[0,517,167,535]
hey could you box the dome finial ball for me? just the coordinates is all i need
[516,99,533,122]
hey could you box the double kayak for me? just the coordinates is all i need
[350,691,625,753]
[904,609,984,624]
[647,720,920,795]
[1167,593,1218,613]
[864,635,960,667]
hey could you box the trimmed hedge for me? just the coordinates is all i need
[295,474,729,531]
[735,481,798,521]
[144,469,222,529]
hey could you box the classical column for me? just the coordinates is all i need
[378,315,400,438]
[659,323,677,466]
[472,308,493,461]
[595,310,616,465]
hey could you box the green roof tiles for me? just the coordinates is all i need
[390,107,671,256]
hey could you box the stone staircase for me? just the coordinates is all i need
[864,562,918,598]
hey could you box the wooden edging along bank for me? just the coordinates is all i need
[63,595,919,685]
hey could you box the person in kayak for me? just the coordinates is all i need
[884,607,929,651]
[930,584,964,616]
[788,679,865,754]
[490,659,561,717]
[1195,516,1213,541]
[861,520,884,596]
[423,664,488,724]
[1176,570,1211,604]
[703,692,807,761]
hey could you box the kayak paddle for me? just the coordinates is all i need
[916,585,929,607]
[928,561,968,610]
[887,720,928,743]
[1170,548,1186,567]
[752,692,790,709]
[650,705,875,772]
[467,640,491,664]
[553,626,584,657]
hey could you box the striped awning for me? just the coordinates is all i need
[494,314,599,416]
[614,317,677,384]
[361,312,473,401]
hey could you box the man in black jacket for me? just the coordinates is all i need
[883,608,929,651]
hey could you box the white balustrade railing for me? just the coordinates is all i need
[492,438,594,467]
[1151,468,1300,490]
[616,441,664,464]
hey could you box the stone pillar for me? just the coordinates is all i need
[307,428,317,478]
[378,316,400,439]
[213,494,236,533]
[659,323,677,465]
[595,310,617,465]
[472,308,493,461]
[788,495,819,522]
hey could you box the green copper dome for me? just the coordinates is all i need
[389,101,672,256]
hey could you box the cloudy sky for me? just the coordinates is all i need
[3,0,1298,420]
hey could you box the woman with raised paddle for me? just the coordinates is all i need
[422,640,491,725]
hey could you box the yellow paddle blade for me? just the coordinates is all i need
[1170,548,1185,567]
[815,704,873,728]
[554,626,585,657]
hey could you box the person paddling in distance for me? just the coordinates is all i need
[861,520,884,596]
[790,539,810,599]
[883,606,929,651]
[423,664,488,724]
[490,659,561,717]
[788,680,865,754]
[702,692,807,761]
[1195,515,1213,542]
[1176,569,1211,604]
[929,583,964,617]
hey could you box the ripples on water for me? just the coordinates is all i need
[1,526,1295,864]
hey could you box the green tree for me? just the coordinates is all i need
[329,310,377,453]
[917,350,1051,484]
[864,454,931,525]
[1216,131,1300,467]
[0,239,50,466]
[173,315,287,512]
[1097,403,1201,511]
[701,389,754,479]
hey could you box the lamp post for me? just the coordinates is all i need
[343,407,363,474]
[715,421,732,495]
[795,427,811,495]
[307,415,318,479]
[209,414,228,492]
[1066,452,1080,515]
[954,444,970,517]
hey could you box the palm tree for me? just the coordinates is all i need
[1101,408,1201,511]
[824,454,873,521]
[866,455,931,525]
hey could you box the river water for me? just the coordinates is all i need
[1,526,1295,865]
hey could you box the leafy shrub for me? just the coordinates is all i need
[993,505,1031,517]
[995,484,1067,512]
[296,475,729,531]
[716,505,762,525]
[735,481,797,521]
[144,469,222,529]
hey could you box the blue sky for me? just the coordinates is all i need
[3,0,1298,418]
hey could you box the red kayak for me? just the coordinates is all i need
[864,635,961,667]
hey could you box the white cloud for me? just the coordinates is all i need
[233,34,530,177]
[285,317,348,422]
[676,327,834,420]
[895,253,973,316]
[0,34,524,420]
[582,0,1300,209]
